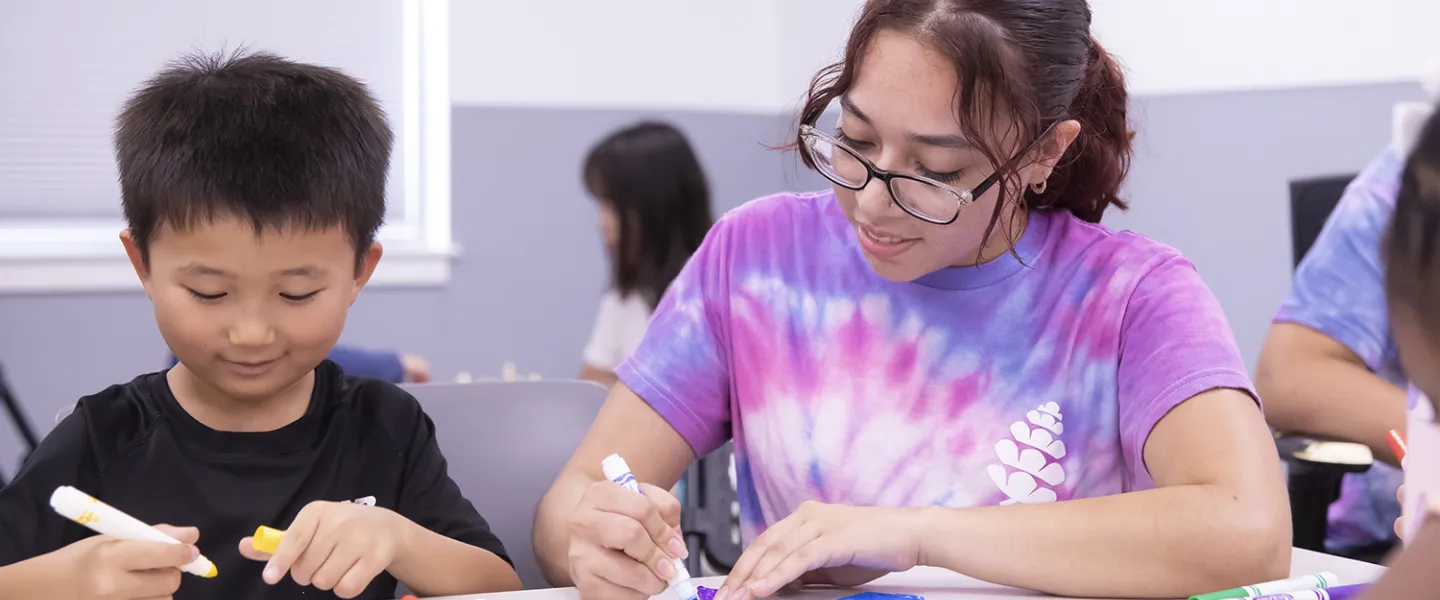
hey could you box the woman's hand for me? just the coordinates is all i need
[566,480,687,600]
[718,502,925,600]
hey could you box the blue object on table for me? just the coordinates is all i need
[840,593,926,600]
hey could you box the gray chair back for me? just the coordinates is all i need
[401,379,608,589]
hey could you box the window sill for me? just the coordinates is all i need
[0,245,460,295]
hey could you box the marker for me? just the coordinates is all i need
[1388,429,1408,464]
[1244,583,1369,600]
[601,454,698,600]
[1190,572,1338,600]
[49,485,218,578]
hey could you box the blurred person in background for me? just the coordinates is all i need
[578,122,714,387]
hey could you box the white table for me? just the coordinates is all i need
[420,549,1385,600]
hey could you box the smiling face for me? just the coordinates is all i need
[122,217,380,406]
[832,29,1078,282]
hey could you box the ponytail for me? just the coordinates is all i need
[1030,37,1135,223]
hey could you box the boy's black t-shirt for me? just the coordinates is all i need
[0,360,510,600]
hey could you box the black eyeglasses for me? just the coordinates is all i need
[799,124,1046,225]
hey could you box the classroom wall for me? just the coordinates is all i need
[1,2,1434,473]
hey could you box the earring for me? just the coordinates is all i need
[1030,180,1048,194]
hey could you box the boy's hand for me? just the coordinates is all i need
[60,524,200,600]
[239,501,410,598]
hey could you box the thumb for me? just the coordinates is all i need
[154,524,200,545]
[238,537,272,562]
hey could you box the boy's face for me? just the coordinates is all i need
[122,217,381,403]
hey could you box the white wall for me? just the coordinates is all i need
[452,0,1440,111]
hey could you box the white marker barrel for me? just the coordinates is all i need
[49,486,217,578]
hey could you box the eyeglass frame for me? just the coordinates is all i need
[798,123,1054,226]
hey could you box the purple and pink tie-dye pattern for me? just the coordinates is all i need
[616,190,1255,545]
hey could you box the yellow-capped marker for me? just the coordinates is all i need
[252,525,285,554]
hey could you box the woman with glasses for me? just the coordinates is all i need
[578,122,714,388]
[535,1,1288,598]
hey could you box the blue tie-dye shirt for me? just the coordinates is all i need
[1274,149,1407,553]
[615,190,1256,542]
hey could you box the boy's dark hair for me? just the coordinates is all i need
[582,121,714,308]
[1385,106,1440,335]
[115,49,392,269]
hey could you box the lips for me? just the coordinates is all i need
[224,357,280,377]
[856,224,920,259]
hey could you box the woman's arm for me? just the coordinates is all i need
[723,389,1290,600]
[579,363,620,388]
[1257,323,1406,466]
[917,389,1290,598]
[533,384,696,586]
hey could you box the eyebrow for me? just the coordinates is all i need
[179,264,324,277]
[839,94,973,150]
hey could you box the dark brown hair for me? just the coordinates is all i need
[583,121,714,308]
[1385,106,1440,336]
[115,49,392,270]
[796,0,1134,243]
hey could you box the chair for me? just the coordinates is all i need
[681,443,742,574]
[400,379,608,590]
[0,363,42,489]
[1279,173,1378,555]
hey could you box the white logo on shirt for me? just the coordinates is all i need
[987,401,1067,504]
[347,495,376,507]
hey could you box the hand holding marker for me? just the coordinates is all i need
[49,485,218,578]
[603,453,700,600]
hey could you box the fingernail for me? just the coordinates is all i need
[264,566,279,583]
[189,545,199,559]
[657,557,677,580]
[669,536,689,559]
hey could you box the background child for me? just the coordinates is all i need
[0,50,519,600]
[578,121,714,387]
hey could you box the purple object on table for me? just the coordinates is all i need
[697,587,718,600]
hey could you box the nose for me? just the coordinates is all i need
[853,177,899,221]
[228,315,276,347]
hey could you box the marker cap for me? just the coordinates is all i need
[253,525,285,554]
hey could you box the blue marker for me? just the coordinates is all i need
[602,454,699,600]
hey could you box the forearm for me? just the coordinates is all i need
[917,485,1290,598]
[533,470,590,586]
[0,554,65,600]
[1258,356,1405,465]
[390,519,522,596]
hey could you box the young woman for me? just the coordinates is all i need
[535,1,1289,598]
[578,122,714,387]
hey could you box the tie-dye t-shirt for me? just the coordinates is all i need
[1274,149,1406,553]
[615,190,1255,542]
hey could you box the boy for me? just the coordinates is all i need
[0,51,520,599]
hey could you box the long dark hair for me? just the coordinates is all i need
[1385,106,1440,334]
[583,121,713,308]
[795,0,1134,247]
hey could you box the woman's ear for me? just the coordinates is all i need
[1022,119,1082,187]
